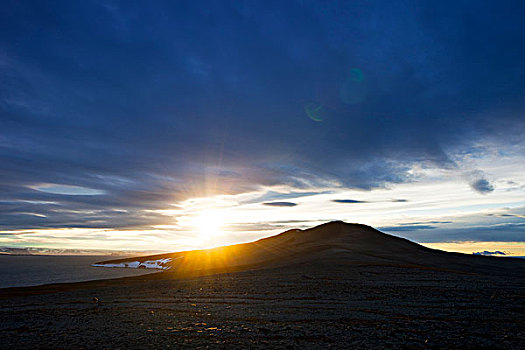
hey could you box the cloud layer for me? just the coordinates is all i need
[1,1,525,235]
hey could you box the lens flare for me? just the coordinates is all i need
[349,67,364,82]
[304,102,324,122]
[340,67,366,105]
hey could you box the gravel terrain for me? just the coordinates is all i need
[1,260,524,349]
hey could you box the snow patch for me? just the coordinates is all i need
[92,257,173,270]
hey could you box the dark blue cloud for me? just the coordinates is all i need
[380,225,438,232]
[473,251,506,256]
[332,198,410,204]
[332,199,367,204]
[470,178,495,194]
[262,202,297,207]
[1,1,525,230]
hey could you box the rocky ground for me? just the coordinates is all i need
[1,258,524,349]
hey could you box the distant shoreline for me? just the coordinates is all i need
[0,255,160,290]
[0,253,137,257]
[0,247,166,257]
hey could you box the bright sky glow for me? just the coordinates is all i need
[2,149,524,255]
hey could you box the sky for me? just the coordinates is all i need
[1,1,525,255]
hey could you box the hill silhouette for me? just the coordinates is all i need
[96,221,524,277]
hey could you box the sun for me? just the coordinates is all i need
[193,210,224,241]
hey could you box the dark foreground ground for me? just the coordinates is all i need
[1,258,524,349]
